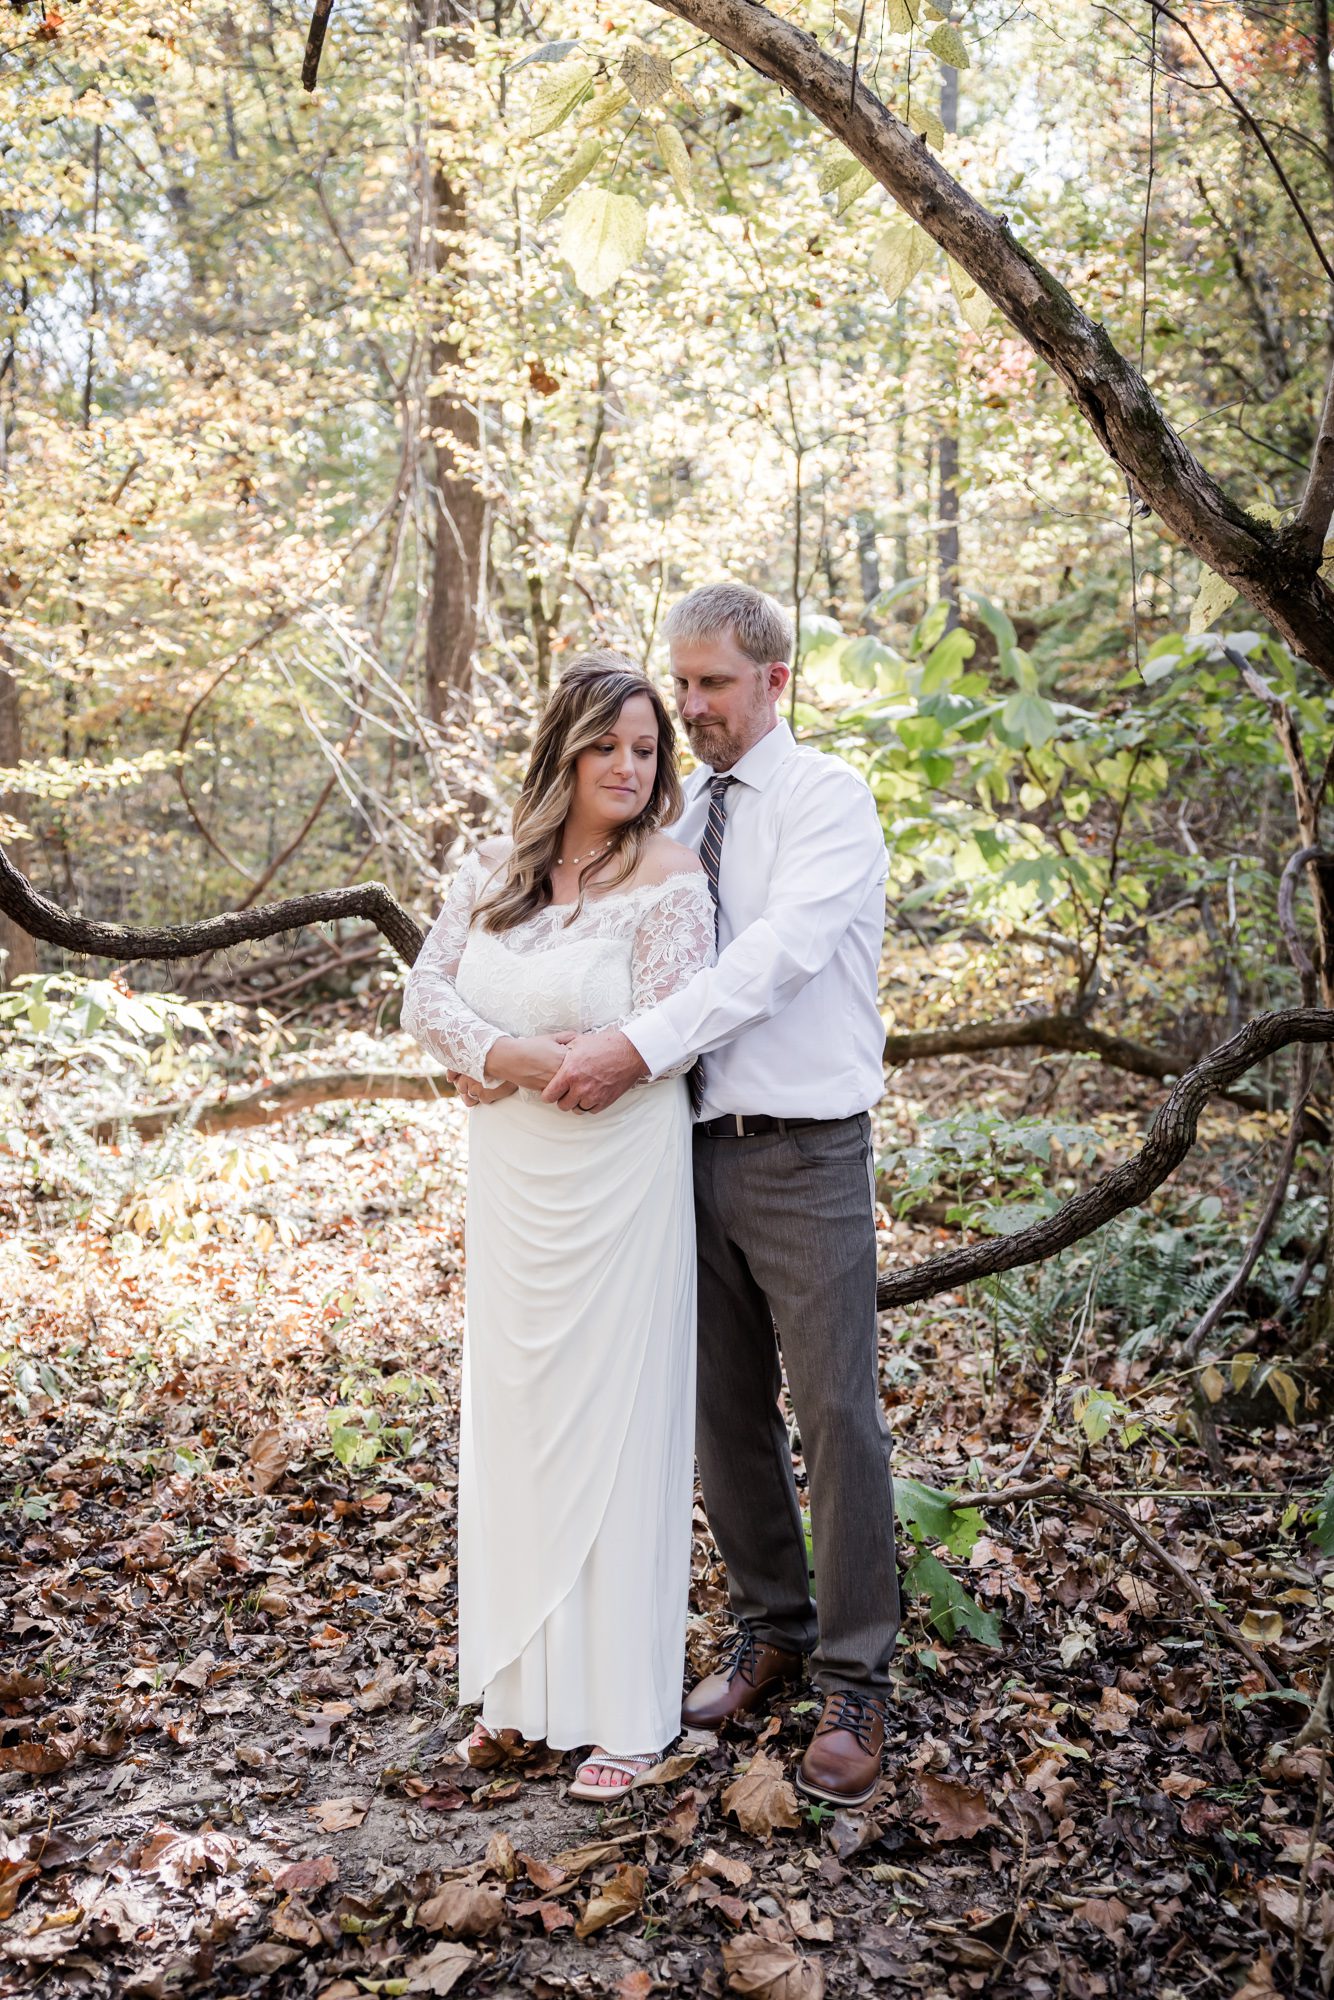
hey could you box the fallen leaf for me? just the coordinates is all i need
[1114,1573,1161,1619]
[248,1427,290,1494]
[234,1943,301,1974]
[0,1858,40,1919]
[412,1784,469,1812]
[1090,1685,1139,1734]
[0,1739,78,1775]
[722,1750,801,1838]
[722,1933,826,1999]
[514,1897,575,1933]
[172,1650,216,1690]
[306,1797,368,1832]
[551,1837,638,1877]
[403,1941,476,1996]
[575,1861,646,1939]
[137,1825,236,1887]
[518,1852,568,1893]
[1232,1954,1278,1999]
[700,1847,753,1888]
[271,1895,325,1947]
[417,1878,505,1938]
[273,1855,339,1895]
[917,1773,994,1842]
[484,1831,518,1881]
[634,1749,700,1786]
[1074,1896,1129,1940]
[1160,1772,1208,1800]
[618,1973,655,2000]
[786,1897,834,1942]
[355,1663,413,1712]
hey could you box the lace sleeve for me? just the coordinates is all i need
[400,851,505,1080]
[629,873,716,1082]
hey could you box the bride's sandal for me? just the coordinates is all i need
[568,1748,660,1802]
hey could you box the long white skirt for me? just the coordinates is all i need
[457,1075,696,1755]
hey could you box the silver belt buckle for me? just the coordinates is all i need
[734,1113,746,1138]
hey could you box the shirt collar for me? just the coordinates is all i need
[685,719,795,796]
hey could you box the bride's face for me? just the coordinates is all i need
[571,693,660,830]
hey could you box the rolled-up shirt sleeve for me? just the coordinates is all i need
[623,769,887,1080]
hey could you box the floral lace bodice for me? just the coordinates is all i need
[401,848,716,1083]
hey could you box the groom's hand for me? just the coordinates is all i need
[542,1029,648,1112]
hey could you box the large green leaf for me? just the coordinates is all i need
[895,1475,985,1558]
[559,187,647,295]
[1312,1474,1334,1556]
[1001,689,1058,746]
[904,1551,1001,1646]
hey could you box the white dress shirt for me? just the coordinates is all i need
[623,720,888,1120]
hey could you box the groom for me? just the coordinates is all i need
[542,581,900,1808]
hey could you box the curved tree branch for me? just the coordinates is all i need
[883,1010,1322,1128]
[876,1007,1334,1311]
[0,843,423,969]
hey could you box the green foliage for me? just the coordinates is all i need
[894,1477,999,1648]
[1311,1475,1334,1558]
[902,1551,1002,1648]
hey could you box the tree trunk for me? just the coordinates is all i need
[934,54,960,624]
[0,605,36,986]
[415,1,488,731]
[423,161,487,728]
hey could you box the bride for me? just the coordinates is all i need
[400,653,714,1800]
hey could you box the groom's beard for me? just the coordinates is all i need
[684,714,755,772]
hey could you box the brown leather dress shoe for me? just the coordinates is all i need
[795,1689,887,1807]
[682,1624,804,1730]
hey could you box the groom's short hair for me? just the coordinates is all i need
[663,583,794,669]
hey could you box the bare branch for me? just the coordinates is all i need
[92,1068,450,1143]
[0,843,423,969]
[302,0,337,92]
[1297,353,1334,556]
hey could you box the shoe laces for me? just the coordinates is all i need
[815,1689,886,1753]
[723,1622,764,1689]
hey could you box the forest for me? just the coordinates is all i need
[1,0,1333,1993]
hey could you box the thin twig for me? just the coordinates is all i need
[953,1478,1283,1690]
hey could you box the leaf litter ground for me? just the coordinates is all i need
[1,1048,1331,1998]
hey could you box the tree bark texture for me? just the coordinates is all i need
[0,612,37,986]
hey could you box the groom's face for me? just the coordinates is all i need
[670,630,784,772]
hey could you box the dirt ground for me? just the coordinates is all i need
[1,1048,1330,1997]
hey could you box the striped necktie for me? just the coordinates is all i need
[700,774,737,927]
[689,775,736,1115]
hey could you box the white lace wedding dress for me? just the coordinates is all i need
[401,850,715,1753]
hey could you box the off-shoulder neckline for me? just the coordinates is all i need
[463,850,709,918]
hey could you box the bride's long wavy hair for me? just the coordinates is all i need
[475,652,683,935]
